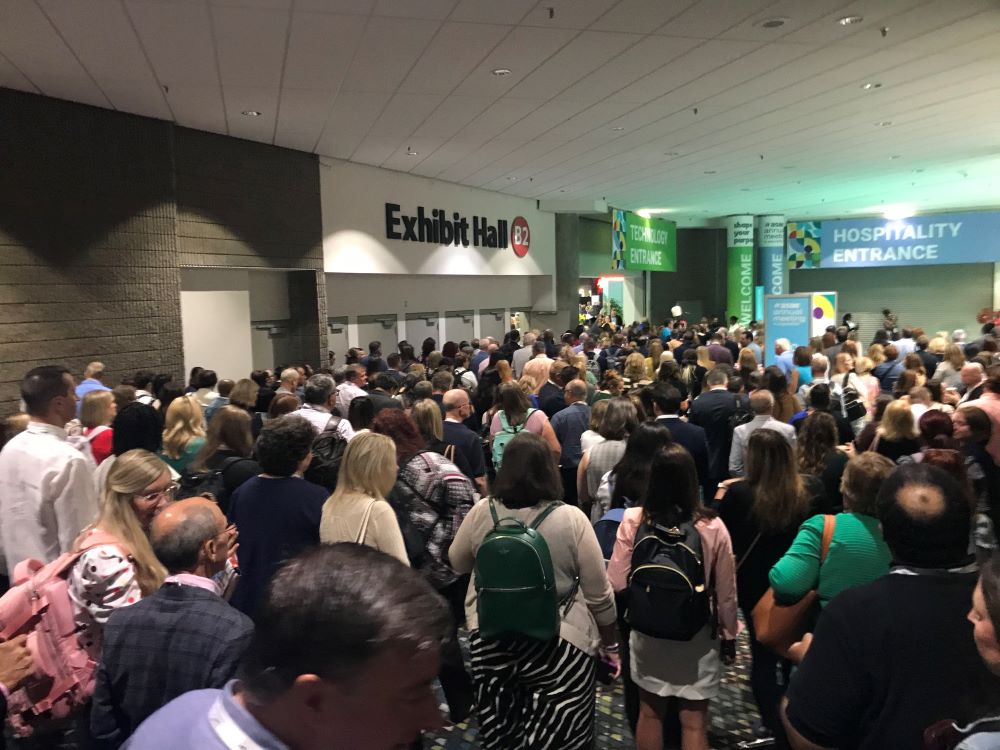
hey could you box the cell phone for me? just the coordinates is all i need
[596,655,617,685]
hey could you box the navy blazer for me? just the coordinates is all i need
[687,388,739,484]
[657,417,713,502]
[91,583,254,748]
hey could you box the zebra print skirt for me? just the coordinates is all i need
[469,632,596,750]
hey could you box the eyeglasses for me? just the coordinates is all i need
[135,482,178,502]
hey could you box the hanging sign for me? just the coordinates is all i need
[726,215,754,326]
[610,208,677,272]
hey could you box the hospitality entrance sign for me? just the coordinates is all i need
[787,211,1000,269]
[611,208,677,272]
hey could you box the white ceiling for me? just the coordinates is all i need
[2,0,999,225]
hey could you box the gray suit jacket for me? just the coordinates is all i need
[728,415,797,477]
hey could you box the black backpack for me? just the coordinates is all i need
[728,396,754,432]
[177,456,251,513]
[626,520,710,640]
[304,415,348,492]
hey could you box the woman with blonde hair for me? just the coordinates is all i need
[869,399,921,462]
[645,340,664,379]
[228,377,263,437]
[496,359,515,385]
[931,343,966,390]
[411,399,474,476]
[855,356,881,416]
[867,343,886,368]
[319,431,408,564]
[623,352,651,391]
[70,449,174,654]
[160,395,206,474]
[695,345,715,372]
[80,389,116,465]
[738,347,759,384]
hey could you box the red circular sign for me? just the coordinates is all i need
[511,216,530,257]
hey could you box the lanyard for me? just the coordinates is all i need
[208,694,284,750]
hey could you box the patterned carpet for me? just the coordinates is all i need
[426,627,761,749]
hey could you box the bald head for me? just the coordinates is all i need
[151,498,227,576]
[564,379,588,403]
[442,389,471,414]
[961,362,985,389]
[749,390,775,415]
[84,361,105,379]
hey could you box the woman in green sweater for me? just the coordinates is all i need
[770,452,895,609]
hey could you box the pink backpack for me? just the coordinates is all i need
[0,530,127,737]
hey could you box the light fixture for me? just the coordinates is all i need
[861,82,882,90]
[507,176,518,181]
[838,15,863,25]
[876,120,892,127]
[883,204,915,221]
[406,147,419,156]
[663,151,679,156]
[636,208,672,218]
[241,110,261,117]
[611,126,625,131]
[765,197,775,201]
[704,170,717,174]
[889,154,901,160]
[491,68,511,76]
[756,17,788,28]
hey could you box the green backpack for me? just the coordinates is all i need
[475,499,565,641]
[491,408,536,471]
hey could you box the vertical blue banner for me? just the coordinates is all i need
[757,214,787,295]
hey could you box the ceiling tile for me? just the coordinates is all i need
[367,92,446,138]
[274,87,336,151]
[449,0,537,25]
[223,85,279,142]
[592,0,693,33]
[400,22,512,95]
[411,95,496,140]
[283,12,368,91]
[320,91,393,138]
[373,0,458,19]
[125,0,218,87]
[163,84,228,134]
[658,0,777,38]
[0,52,37,92]
[340,16,440,92]
[521,0,619,29]
[295,0,376,13]
[0,0,109,107]
[211,5,290,88]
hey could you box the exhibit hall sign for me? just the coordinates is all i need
[384,203,530,257]
[726,215,754,326]
[786,210,1000,269]
[611,208,677,272]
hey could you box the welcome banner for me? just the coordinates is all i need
[726,215,754,326]
[787,211,1000,269]
[611,208,677,272]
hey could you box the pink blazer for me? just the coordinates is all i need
[607,508,740,640]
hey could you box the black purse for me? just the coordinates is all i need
[841,372,867,422]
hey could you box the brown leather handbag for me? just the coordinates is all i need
[751,514,836,658]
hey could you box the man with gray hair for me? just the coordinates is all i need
[728,390,796,476]
[512,332,537,378]
[275,367,301,398]
[125,544,450,749]
[293,373,355,441]
[93,498,252,747]
[75,360,111,413]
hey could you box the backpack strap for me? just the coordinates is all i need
[529,501,562,530]
[323,414,342,433]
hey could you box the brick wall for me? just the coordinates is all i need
[174,128,327,365]
[0,90,328,415]
[0,88,182,415]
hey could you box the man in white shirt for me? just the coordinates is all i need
[294,374,355,441]
[894,328,917,358]
[728,390,797,477]
[0,365,99,573]
[334,366,368,422]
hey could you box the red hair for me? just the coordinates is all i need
[371,409,426,465]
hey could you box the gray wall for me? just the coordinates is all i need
[648,228,727,323]
[0,88,327,415]
[0,89,182,416]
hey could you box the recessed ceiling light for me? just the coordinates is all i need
[861,82,882,90]
[756,17,789,28]
[914,168,924,173]
[838,15,863,25]
[241,110,261,117]
[889,154,901,160]
[507,176,518,181]
[765,197,775,201]
[611,126,625,131]
[704,170,717,175]
[491,68,511,76]
[876,120,892,127]
[663,151,679,156]
[406,148,419,156]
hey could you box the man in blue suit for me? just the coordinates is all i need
[647,384,713,502]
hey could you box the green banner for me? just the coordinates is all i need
[611,208,677,272]
[726,215,754,325]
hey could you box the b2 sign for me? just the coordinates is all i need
[787,211,1000,269]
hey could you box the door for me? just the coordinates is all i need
[444,310,474,345]
[357,315,398,358]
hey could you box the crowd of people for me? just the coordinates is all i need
[0,313,997,749]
